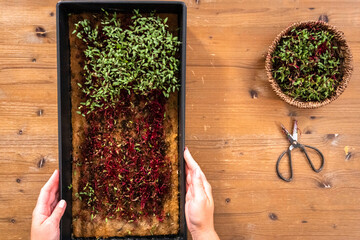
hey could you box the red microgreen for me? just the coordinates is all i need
[271,24,343,101]
[72,10,178,224]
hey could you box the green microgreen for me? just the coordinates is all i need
[72,9,181,114]
[271,24,343,101]
[72,9,175,224]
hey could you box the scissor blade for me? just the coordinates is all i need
[281,124,296,144]
[292,120,298,141]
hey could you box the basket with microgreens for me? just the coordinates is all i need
[57,2,186,239]
[265,21,353,108]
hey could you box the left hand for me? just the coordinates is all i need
[31,169,67,240]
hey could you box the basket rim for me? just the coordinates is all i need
[265,20,353,109]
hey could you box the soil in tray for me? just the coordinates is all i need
[69,11,180,238]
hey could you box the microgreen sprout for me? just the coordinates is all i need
[271,24,342,101]
[73,9,181,114]
[72,10,177,224]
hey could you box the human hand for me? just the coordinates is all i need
[184,147,220,240]
[31,169,67,240]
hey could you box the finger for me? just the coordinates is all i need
[50,191,60,212]
[188,182,194,197]
[33,170,60,221]
[184,147,199,172]
[186,171,192,192]
[199,170,212,201]
[186,172,192,186]
[186,173,190,192]
[185,164,190,192]
[37,170,59,207]
[186,188,192,202]
[45,200,66,226]
[192,168,206,199]
[199,169,208,182]
[48,188,59,207]
[203,180,213,203]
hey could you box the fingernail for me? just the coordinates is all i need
[184,146,188,151]
[59,200,66,208]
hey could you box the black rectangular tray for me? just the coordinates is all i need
[56,1,187,239]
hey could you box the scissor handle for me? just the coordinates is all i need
[276,149,293,182]
[301,145,325,173]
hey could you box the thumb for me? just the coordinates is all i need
[192,168,206,199]
[46,200,66,226]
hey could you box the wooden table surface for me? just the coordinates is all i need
[1,0,360,239]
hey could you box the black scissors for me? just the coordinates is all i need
[276,120,325,182]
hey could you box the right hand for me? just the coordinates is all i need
[184,147,220,240]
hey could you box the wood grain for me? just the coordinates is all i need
[1,0,360,239]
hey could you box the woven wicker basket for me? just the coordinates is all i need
[265,21,353,109]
